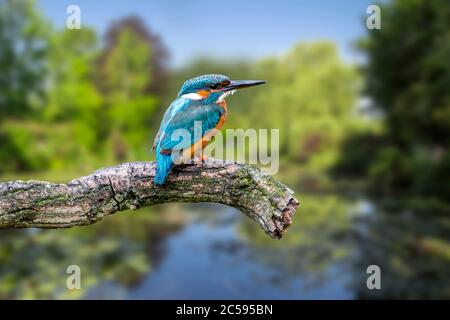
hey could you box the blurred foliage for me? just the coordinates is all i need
[362,0,450,146]
[99,22,160,160]
[336,0,450,200]
[0,2,166,172]
[251,43,360,167]
[100,16,169,96]
[0,0,50,118]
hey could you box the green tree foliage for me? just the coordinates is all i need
[98,17,165,160]
[0,0,51,172]
[0,0,50,118]
[362,0,450,146]
[0,10,169,173]
[102,28,152,101]
[251,42,360,170]
[355,0,450,199]
[46,28,104,152]
[100,16,169,96]
[1,27,106,173]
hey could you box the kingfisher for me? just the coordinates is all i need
[152,74,265,185]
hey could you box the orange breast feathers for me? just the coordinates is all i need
[182,101,228,160]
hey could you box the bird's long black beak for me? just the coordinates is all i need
[222,80,266,91]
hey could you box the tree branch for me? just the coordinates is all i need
[0,159,299,239]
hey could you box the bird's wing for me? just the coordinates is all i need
[152,99,180,149]
[156,99,223,154]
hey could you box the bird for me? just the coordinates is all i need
[152,74,265,185]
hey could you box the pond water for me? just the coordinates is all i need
[0,194,449,299]
[126,207,354,299]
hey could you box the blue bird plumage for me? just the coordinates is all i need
[152,74,265,185]
[154,146,173,185]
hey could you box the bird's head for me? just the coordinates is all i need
[177,74,265,103]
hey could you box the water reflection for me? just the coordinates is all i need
[0,194,448,299]
[351,201,450,299]
[125,204,349,299]
[0,205,186,299]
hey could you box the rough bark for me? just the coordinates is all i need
[0,159,299,239]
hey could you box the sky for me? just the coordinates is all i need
[37,0,376,67]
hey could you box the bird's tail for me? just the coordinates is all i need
[154,147,174,185]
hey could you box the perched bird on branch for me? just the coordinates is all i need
[152,74,265,185]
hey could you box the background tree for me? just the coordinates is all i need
[252,42,360,172]
[99,16,169,96]
[45,28,104,157]
[0,0,50,173]
[0,0,49,119]
[98,17,169,161]
[362,0,450,147]
[355,0,450,198]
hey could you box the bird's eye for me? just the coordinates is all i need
[209,84,219,90]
